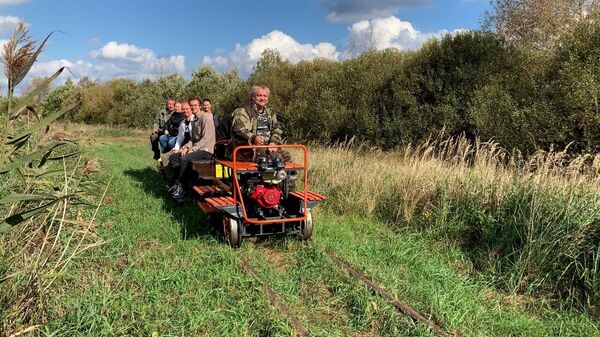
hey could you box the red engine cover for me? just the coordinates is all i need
[249,185,281,209]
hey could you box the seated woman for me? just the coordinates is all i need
[159,102,184,153]
[161,102,194,166]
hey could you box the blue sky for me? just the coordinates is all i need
[0,0,490,92]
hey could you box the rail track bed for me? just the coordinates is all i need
[238,239,455,337]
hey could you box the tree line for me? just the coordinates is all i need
[11,1,600,154]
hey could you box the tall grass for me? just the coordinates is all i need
[0,156,107,336]
[308,136,600,309]
[0,22,106,336]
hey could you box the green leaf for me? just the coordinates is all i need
[6,102,79,146]
[11,32,52,89]
[0,193,55,204]
[46,151,79,161]
[8,67,68,120]
[0,193,77,232]
[0,141,71,174]
[0,198,60,232]
[33,169,65,178]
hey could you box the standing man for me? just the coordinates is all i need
[169,97,216,200]
[231,85,290,162]
[150,98,175,160]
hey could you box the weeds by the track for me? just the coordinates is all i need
[29,129,597,336]
[309,137,600,309]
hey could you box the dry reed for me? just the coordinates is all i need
[308,136,600,308]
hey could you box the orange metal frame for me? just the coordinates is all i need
[231,144,309,225]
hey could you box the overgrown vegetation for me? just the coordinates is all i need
[308,136,600,310]
[1,1,599,334]
[0,23,103,336]
[36,131,596,336]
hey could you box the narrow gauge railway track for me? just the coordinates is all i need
[323,249,454,337]
[239,260,312,337]
[239,241,455,337]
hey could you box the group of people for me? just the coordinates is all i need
[149,85,287,201]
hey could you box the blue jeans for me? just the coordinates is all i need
[159,135,177,153]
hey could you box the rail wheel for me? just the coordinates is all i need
[300,210,313,240]
[222,216,242,248]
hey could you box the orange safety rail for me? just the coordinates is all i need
[232,144,309,225]
[205,196,236,207]
[289,191,326,202]
[215,160,304,171]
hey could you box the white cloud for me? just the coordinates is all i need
[201,16,467,75]
[0,0,28,7]
[345,16,466,56]
[0,41,186,95]
[203,30,339,75]
[1,15,467,96]
[321,0,432,23]
[89,41,185,79]
[0,15,22,36]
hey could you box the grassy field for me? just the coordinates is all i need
[6,126,589,337]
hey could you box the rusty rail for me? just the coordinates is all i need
[324,250,455,337]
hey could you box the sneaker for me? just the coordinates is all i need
[172,184,186,199]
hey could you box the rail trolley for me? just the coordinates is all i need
[191,144,326,248]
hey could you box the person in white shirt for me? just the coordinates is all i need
[162,102,194,176]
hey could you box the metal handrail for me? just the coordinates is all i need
[232,144,308,225]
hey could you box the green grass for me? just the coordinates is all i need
[36,135,599,336]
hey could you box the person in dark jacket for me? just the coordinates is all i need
[159,102,185,153]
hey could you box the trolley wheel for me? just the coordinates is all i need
[222,215,242,248]
[300,210,313,240]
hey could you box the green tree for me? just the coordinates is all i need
[484,0,599,53]
[547,10,600,152]
[185,66,246,118]
[42,77,74,114]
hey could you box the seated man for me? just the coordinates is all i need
[159,102,184,153]
[168,97,215,200]
[150,98,175,160]
[231,85,291,162]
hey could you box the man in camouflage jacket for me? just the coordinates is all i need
[231,85,290,162]
[150,98,175,160]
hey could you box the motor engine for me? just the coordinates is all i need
[249,185,281,208]
[242,152,294,210]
